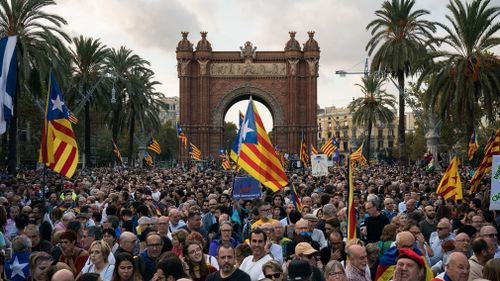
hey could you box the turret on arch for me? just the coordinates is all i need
[177,31,319,161]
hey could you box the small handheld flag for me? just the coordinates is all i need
[311,144,318,155]
[112,141,122,164]
[176,122,188,148]
[144,151,153,166]
[436,156,463,201]
[299,131,309,167]
[189,143,202,160]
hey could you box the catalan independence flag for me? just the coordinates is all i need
[190,142,201,160]
[346,158,356,240]
[468,129,479,160]
[320,138,337,157]
[436,156,463,201]
[311,144,318,155]
[350,142,368,166]
[112,141,122,164]
[290,183,302,212]
[230,98,288,192]
[39,72,79,178]
[469,130,500,194]
[221,150,231,170]
[176,122,188,148]
[147,137,161,154]
[299,131,309,167]
[67,110,78,124]
[144,151,153,166]
[375,246,433,281]
[0,36,17,135]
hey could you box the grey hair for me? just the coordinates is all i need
[322,204,336,217]
[12,235,31,252]
[324,260,345,277]
[85,226,103,240]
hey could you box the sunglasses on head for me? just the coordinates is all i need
[265,273,281,279]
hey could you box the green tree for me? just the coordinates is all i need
[366,0,436,163]
[419,0,500,144]
[0,0,70,172]
[223,121,238,151]
[69,36,109,167]
[348,74,397,162]
[106,47,150,146]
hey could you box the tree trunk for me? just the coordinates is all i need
[128,110,135,166]
[397,71,406,164]
[84,101,91,167]
[7,84,18,174]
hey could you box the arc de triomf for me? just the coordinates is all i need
[176,31,319,160]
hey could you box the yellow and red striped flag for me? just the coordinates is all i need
[469,130,500,194]
[112,141,122,164]
[350,142,368,166]
[436,156,463,201]
[299,132,309,167]
[189,143,202,160]
[230,98,288,192]
[311,144,318,155]
[176,123,187,148]
[222,150,231,170]
[468,130,479,160]
[321,138,336,157]
[39,73,79,178]
[147,137,161,154]
[67,111,78,124]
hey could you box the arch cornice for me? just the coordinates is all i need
[211,83,285,128]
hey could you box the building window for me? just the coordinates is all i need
[378,129,383,138]
[343,142,348,151]
[388,141,394,148]
[378,140,383,149]
[344,121,348,127]
[389,129,394,137]
[328,132,332,138]
[343,130,348,138]
[336,132,341,139]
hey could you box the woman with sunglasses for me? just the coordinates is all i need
[262,260,283,281]
[323,261,346,281]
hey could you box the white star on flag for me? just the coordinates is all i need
[240,119,254,142]
[51,95,64,112]
[10,256,28,278]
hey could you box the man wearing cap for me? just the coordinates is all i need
[392,248,425,281]
[294,242,325,281]
[303,214,327,249]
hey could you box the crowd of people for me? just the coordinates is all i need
[0,162,497,281]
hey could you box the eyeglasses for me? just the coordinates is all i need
[147,243,162,248]
[436,227,447,230]
[483,233,498,238]
[188,248,202,255]
[265,273,281,279]
[328,271,345,278]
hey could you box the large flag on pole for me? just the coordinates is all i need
[39,72,79,178]
[469,130,500,194]
[311,144,318,156]
[290,184,302,212]
[436,156,463,201]
[321,138,337,157]
[230,98,288,192]
[299,131,309,167]
[147,137,161,154]
[350,142,368,166]
[189,142,201,160]
[468,129,479,160]
[112,141,122,164]
[176,122,188,148]
[0,36,17,135]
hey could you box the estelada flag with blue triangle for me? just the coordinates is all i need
[230,97,288,192]
[5,250,30,281]
[39,72,79,178]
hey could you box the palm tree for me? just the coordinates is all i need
[0,0,70,173]
[419,0,500,143]
[366,0,436,163]
[69,36,109,167]
[348,74,397,162]
[106,47,149,146]
[124,68,164,165]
